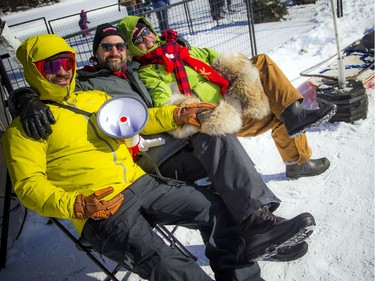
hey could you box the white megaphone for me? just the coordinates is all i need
[97,96,149,158]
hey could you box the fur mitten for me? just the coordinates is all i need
[213,51,271,120]
[166,94,243,139]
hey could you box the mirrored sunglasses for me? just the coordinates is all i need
[43,58,73,74]
[133,27,151,46]
[100,43,127,52]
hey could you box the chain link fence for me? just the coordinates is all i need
[2,0,324,91]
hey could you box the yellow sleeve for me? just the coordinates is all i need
[142,105,179,135]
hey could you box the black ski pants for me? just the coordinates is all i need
[159,133,281,224]
[81,174,263,281]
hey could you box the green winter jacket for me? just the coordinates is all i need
[117,16,223,107]
[1,34,178,234]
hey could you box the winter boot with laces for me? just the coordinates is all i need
[242,206,315,261]
[280,101,337,138]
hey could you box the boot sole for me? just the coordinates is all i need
[247,213,315,261]
[266,241,309,262]
[288,104,337,138]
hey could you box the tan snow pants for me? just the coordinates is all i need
[237,54,312,164]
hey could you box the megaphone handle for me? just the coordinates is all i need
[126,135,141,160]
[128,145,140,160]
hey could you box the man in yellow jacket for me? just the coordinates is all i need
[2,34,316,281]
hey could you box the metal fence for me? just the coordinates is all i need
[8,1,321,52]
[2,0,323,91]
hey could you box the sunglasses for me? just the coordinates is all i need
[100,43,127,52]
[133,27,151,46]
[43,58,73,74]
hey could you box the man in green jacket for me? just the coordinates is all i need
[118,16,337,179]
[2,33,316,281]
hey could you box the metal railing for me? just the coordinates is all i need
[2,0,323,90]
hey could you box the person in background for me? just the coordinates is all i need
[151,0,170,32]
[118,15,337,179]
[136,0,153,16]
[78,9,90,37]
[223,0,236,13]
[3,33,316,281]
[208,0,225,20]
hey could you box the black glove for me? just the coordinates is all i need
[176,35,191,49]
[11,87,56,140]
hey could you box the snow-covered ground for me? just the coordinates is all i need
[0,0,374,280]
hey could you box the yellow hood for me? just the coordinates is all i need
[16,34,77,101]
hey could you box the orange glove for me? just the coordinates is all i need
[74,187,124,220]
[173,102,216,127]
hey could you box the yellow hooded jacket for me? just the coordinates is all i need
[1,34,178,234]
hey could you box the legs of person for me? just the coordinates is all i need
[238,115,330,177]
[132,175,264,281]
[251,54,337,138]
[238,115,312,165]
[82,178,212,281]
[152,1,169,32]
[226,0,236,12]
[208,0,222,20]
[271,122,312,164]
[250,54,302,117]
[160,9,170,31]
[154,11,164,32]
[126,5,136,15]
[190,133,281,224]
[158,145,208,183]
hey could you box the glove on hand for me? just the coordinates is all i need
[173,102,216,127]
[74,187,124,220]
[14,87,56,140]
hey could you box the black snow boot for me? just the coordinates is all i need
[242,207,315,261]
[255,215,309,262]
[286,157,330,179]
[280,101,337,138]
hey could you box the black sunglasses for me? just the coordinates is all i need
[133,27,151,46]
[99,42,127,52]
